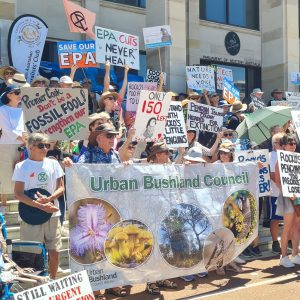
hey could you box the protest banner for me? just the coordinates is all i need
[291,72,300,84]
[277,150,300,197]
[223,78,240,104]
[20,88,89,140]
[217,67,233,90]
[285,92,300,110]
[186,66,215,92]
[134,91,172,142]
[164,101,188,148]
[13,270,94,300]
[250,94,265,110]
[66,162,259,291]
[291,110,300,140]
[57,40,97,68]
[143,25,172,49]
[271,101,288,106]
[95,26,139,70]
[229,138,251,151]
[126,82,157,112]
[8,14,48,83]
[187,102,223,133]
[234,150,270,196]
[146,69,167,84]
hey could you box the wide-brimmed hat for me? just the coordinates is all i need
[31,76,49,86]
[0,84,21,104]
[184,147,206,163]
[88,123,118,147]
[218,140,234,153]
[218,100,231,108]
[100,91,118,102]
[252,88,263,94]
[72,81,82,88]
[59,76,73,84]
[230,101,247,113]
[147,142,173,161]
[187,92,200,99]
[271,88,283,97]
[50,77,59,82]
[0,66,17,80]
[7,73,30,87]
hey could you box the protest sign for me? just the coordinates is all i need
[20,88,89,140]
[66,162,258,291]
[217,67,233,90]
[285,92,300,110]
[250,94,265,110]
[143,25,172,49]
[95,26,139,70]
[271,101,288,106]
[277,150,300,197]
[234,150,270,196]
[164,101,188,148]
[126,82,157,112]
[134,91,172,142]
[13,270,94,300]
[186,66,215,92]
[291,110,300,140]
[57,40,97,68]
[146,69,167,84]
[187,102,223,133]
[291,72,300,84]
[229,138,251,151]
[223,78,240,104]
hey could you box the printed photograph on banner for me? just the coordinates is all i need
[186,66,215,92]
[134,90,172,142]
[143,25,172,49]
[57,40,97,68]
[203,228,235,271]
[158,203,212,268]
[224,138,250,151]
[291,110,300,139]
[187,102,223,134]
[222,190,257,244]
[146,69,167,84]
[291,71,300,84]
[223,78,240,104]
[164,101,188,148]
[69,198,121,265]
[126,82,157,112]
[95,26,139,70]
[20,88,89,140]
[217,67,233,90]
[285,92,300,110]
[104,219,154,269]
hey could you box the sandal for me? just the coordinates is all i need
[226,262,244,273]
[146,283,160,295]
[157,279,178,289]
[216,267,226,276]
[106,287,127,297]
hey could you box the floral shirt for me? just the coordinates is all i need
[78,147,120,164]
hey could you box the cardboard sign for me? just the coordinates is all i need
[277,150,300,197]
[285,92,300,110]
[291,110,300,140]
[234,150,270,196]
[143,25,172,49]
[95,26,139,70]
[271,101,288,106]
[57,40,97,68]
[164,101,188,148]
[186,66,215,92]
[20,88,89,140]
[223,79,240,104]
[217,67,233,90]
[146,69,167,84]
[14,271,94,300]
[187,102,223,133]
[126,82,157,112]
[250,94,265,109]
[134,91,172,142]
[291,72,300,84]
[67,162,258,290]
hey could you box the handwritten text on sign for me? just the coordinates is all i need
[95,26,139,70]
[126,82,157,112]
[20,88,89,140]
[186,66,215,92]
[291,110,300,140]
[223,78,240,104]
[164,101,188,148]
[217,67,233,90]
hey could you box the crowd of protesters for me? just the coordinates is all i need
[0,62,300,299]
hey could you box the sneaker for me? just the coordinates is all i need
[196,271,208,278]
[272,241,281,254]
[242,248,253,258]
[290,255,300,265]
[180,275,195,282]
[249,246,262,257]
[234,256,246,264]
[280,256,295,268]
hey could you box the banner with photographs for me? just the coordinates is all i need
[291,72,300,84]
[286,92,300,110]
[186,66,215,92]
[66,162,259,291]
[20,88,89,140]
[146,69,167,84]
[95,26,139,70]
[217,67,233,90]
[143,25,172,49]
[187,102,223,134]
[223,79,240,104]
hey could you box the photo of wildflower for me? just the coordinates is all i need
[104,220,154,269]
[222,190,257,244]
[158,203,212,268]
[69,198,120,265]
[203,228,235,271]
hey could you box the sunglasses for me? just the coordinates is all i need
[223,133,233,137]
[9,90,21,96]
[104,133,116,139]
[287,142,297,146]
[35,143,51,149]
[4,71,14,75]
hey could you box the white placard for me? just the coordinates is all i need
[217,67,233,90]
[143,25,172,49]
[291,110,300,140]
[285,92,300,110]
[271,101,288,106]
[186,66,215,92]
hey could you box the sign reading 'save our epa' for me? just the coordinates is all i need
[223,78,240,104]
[143,25,172,49]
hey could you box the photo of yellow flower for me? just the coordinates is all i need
[222,190,257,244]
[104,220,154,269]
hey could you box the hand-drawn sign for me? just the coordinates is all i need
[70,11,88,31]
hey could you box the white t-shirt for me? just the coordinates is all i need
[12,158,64,217]
[269,150,280,197]
[0,105,24,144]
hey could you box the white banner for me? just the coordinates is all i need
[143,25,172,49]
[8,14,48,83]
[187,102,223,133]
[186,66,215,92]
[271,101,288,106]
[217,67,233,90]
[250,95,265,110]
[291,110,300,140]
[285,92,300,110]
[66,163,259,291]
[164,101,188,148]
[95,26,139,70]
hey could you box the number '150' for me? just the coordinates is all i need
[141,100,162,114]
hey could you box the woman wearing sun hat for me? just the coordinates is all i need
[226,100,247,130]
[0,66,18,95]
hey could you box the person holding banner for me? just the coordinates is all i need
[0,66,17,95]
[268,88,285,106]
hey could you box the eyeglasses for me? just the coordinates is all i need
[35,143,51,149]
[103,133,116,139]
[4,71,14,75]
[287,142,297,146]
[223,133,233,137]
[9,90,21,96]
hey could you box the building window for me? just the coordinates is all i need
[104,0,146,8]
[200,0,259,30]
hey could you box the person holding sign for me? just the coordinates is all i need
[226,101,247,130]
[0,66,18,95]
[268,88,286,106]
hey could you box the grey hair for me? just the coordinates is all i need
[271,132,284,148]
[27,133,49,146]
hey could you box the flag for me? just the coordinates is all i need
[63,0,96,39]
